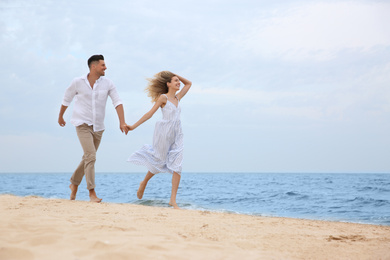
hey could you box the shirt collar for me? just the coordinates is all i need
[83,74,103,83]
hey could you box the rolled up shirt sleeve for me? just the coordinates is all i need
[62,80,77,106]
[108,81,123,108]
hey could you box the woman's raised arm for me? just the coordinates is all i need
[176,75,192,101]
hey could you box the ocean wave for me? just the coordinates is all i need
[1,172,390,226]
[345,197,390,207]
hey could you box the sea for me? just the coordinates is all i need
[0,172,389,226]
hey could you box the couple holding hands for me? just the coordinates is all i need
[58,55,192,209]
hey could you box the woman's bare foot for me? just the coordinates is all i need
[69,184,78,200]
[137,181,147,199]
[169,201,180,209]
[89,189,102,203]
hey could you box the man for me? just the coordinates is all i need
[58,55,129,202]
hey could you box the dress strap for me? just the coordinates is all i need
[162,94,179,103]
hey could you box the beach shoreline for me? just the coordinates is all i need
[1,194,389,260]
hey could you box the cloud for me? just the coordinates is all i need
[238,1,390,61]
[0,0,389,173]
[191,54,390,124]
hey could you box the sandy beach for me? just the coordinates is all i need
[0,195,389,260]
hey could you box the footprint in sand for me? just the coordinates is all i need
[327,235,367,242]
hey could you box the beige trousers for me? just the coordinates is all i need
[70,124,104,190]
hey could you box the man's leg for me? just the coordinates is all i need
[70,124,102,202]
[69,125,90,200]
[87,129,104,202]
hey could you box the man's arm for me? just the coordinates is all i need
[58,105,68,127]
[59,79,78,127]
[115,104,129,134]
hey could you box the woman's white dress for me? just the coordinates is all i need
[127,95,183,174]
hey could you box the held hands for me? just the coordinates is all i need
[120,123,137,135]
[125,125,135,132]
[120,123,131,135]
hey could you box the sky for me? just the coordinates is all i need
[0,0,389,173]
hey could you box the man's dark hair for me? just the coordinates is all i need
[87,55,104,68]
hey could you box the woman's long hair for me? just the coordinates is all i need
[145,71,176,102]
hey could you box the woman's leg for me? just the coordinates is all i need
[137,171,154,199]
[169,172,181,209]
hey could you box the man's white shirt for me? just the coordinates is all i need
[62,74,123,132]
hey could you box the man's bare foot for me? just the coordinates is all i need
[137,181,147,199]
[89,196,102,203]
[89,189,102,203]
[169,201,180,209]
[69,184,78,200]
